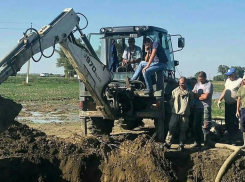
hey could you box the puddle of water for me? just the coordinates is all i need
[31,112,43,117]
[17,116,63,123]
[213,92,221,100]
[32,119,64,124]
[17,111,79,124]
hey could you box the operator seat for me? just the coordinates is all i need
[109,39,119,72]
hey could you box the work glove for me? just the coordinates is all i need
[217,100,222,108]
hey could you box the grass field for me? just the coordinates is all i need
[0,76,79,102]
[211,81,225,92]
[0,76,226,117]
[212,81,225,117]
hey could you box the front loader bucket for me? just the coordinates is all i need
[0,96,22,132]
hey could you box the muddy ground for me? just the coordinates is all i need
[1,99,245,182]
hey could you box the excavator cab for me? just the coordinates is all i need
[88,26,184,79]
[80,26,185,141]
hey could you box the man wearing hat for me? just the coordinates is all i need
[218,68,242,145]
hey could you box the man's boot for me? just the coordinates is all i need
[162,142,171,150]
[202,133,214,150]
[178,143,185,151]
[242,132,245,148]
[191,141,201,148]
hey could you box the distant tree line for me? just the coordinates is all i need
[213,65,245,81]
[194,65,245,81]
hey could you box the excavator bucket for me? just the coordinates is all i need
[0,96,22,132]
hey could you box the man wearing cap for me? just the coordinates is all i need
[218,68,242,145]
[122,38,142,71]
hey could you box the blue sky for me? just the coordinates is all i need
[0,0,244,78]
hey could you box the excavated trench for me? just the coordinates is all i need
[1,97,245,182]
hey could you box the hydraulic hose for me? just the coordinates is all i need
[214,143,242,182]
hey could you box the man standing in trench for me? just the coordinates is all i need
[192,71,214,149]
[218,68,242,145]
[163,77,194,151]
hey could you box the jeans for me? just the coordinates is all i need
[193,107,212,144]
[225,102,239,138]
[240,108,245,132]
[131,61,166,90]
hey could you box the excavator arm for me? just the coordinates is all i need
[0,8,113,119]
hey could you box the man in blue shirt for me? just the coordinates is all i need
[131,38,168,94]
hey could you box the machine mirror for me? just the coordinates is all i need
[178,38,185,48]
[174,60,179,66]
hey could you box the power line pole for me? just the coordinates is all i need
[26,23,32,84]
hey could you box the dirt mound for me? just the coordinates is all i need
[165,149,232,181]
[0,122,176,182]
[222,153,245,182]
[0,97,177,181]
[1,119,245,181]
[100,135,176,181]
[0,121,104,182]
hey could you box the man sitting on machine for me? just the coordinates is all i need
[131,38,168,94]
[122,38,142,72]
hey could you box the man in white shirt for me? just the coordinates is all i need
[218,68,242,145]
[192,71,213,149]
[122,38,142,71]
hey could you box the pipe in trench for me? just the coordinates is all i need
[214,143,242,182]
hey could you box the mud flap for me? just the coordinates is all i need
[0,96,22,133]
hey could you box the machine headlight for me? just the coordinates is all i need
[100,28,106,33]
[135,26,140,31]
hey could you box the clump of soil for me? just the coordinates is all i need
[165,149,233,181]
[0,121,104,182]
[222,153,245,182]
[100,135,176,182]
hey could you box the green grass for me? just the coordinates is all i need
[212,100,225,117]
[5,75,78,84]
[211,81,225,117]
[212,81,225,92]
[0,76,79,102]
